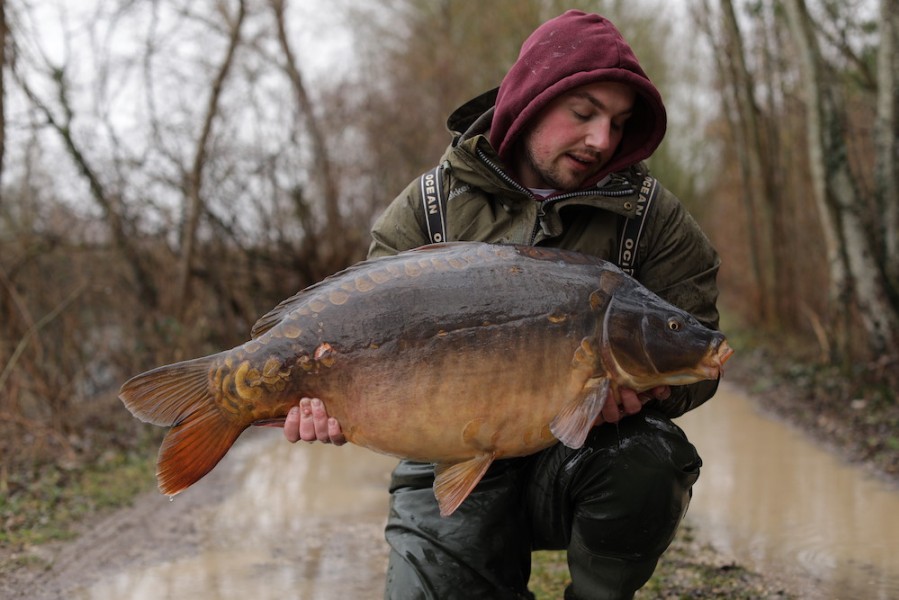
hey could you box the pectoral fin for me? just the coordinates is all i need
[433,453,495,517]
[550,376,609,449]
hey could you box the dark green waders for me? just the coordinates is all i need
[383,409,702,600]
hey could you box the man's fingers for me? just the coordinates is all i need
[328,418,347,446]
[601,398,622,423]
[283,397,346,444]
[283,405,301,443]
[619,388,643,415]
[310,398,331,442]
[298,397,317,441]
[599,388,647,425]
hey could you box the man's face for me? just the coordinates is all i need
[514,81,636,191]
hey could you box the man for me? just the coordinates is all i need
[283,10,720,600]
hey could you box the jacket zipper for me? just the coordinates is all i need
[476,149,636,245]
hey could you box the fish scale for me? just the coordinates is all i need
[119,242,732,517]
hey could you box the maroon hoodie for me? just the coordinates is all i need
[489,10,667,188]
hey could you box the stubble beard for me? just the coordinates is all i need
[525,146,573,191]
[525,145,604,192]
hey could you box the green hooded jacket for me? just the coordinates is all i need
[368,12,721,418]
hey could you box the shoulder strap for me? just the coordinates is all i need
[617,175,660,277]
[420,165,447,244]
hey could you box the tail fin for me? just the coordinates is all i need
[119,354,246,496]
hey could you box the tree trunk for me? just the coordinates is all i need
[1,0,7,193]
[876,0,899,301]
[784,0,899,357]
[718,0,779,324]
[270,0,343,267]
[176,0,246,321]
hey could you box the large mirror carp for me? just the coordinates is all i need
[120,242,732,516]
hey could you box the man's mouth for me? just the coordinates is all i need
[567,153,599,169]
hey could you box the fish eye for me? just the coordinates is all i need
[667,317,683,331]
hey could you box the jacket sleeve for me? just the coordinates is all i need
[638,185,722,418]
[368,177,431,259]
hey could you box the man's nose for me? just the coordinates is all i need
[585,119,612,152]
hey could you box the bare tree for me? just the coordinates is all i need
[0,0,7,192]
[12,66,160,308]
[784,0,899,356]
[269,0,343,264]
[175,0,247,320]
[876,0,899,299]
[705,0,778,323]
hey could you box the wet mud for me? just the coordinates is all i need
[5,383,899,599]
[680,383,899,599]
[8,433,397,600]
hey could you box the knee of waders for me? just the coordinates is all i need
[566,410,702,560]
[389,459,443,489]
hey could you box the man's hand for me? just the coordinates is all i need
[597,385,670,425]
[283,397,346,445]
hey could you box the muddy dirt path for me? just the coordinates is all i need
[679,384,899,599]
[5,383,899,599]
[3,433,398,600]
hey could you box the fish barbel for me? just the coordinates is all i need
[120,242,732,516]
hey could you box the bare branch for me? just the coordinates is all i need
[813,1,877,91]
[269,0,342,248]
[0,0,6,191]
[0,280,85,391]
[175,0,247,319]
[11,64,159,307]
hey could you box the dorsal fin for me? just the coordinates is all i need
[250,244,481,339]
[250,291,306,338]
[250,256,389,338]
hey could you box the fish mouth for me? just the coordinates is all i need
[685,339,734,382]
[703,339,734,379]
[612,339,735,390]
[717,340,734,367]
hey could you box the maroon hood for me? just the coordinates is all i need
[489,10,667,188]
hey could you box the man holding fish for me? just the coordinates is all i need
[283,10,723,600]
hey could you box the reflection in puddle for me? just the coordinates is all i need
[680,382,899,599]
[76,430,398,600]
[73,384,899,599]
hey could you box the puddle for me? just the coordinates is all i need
[679,382,899,599]
[69,383,899,599]
[74,430,398,600]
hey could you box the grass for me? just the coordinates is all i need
[530,550,570,598]
[0,450,155,548]
[529,524,793,599]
